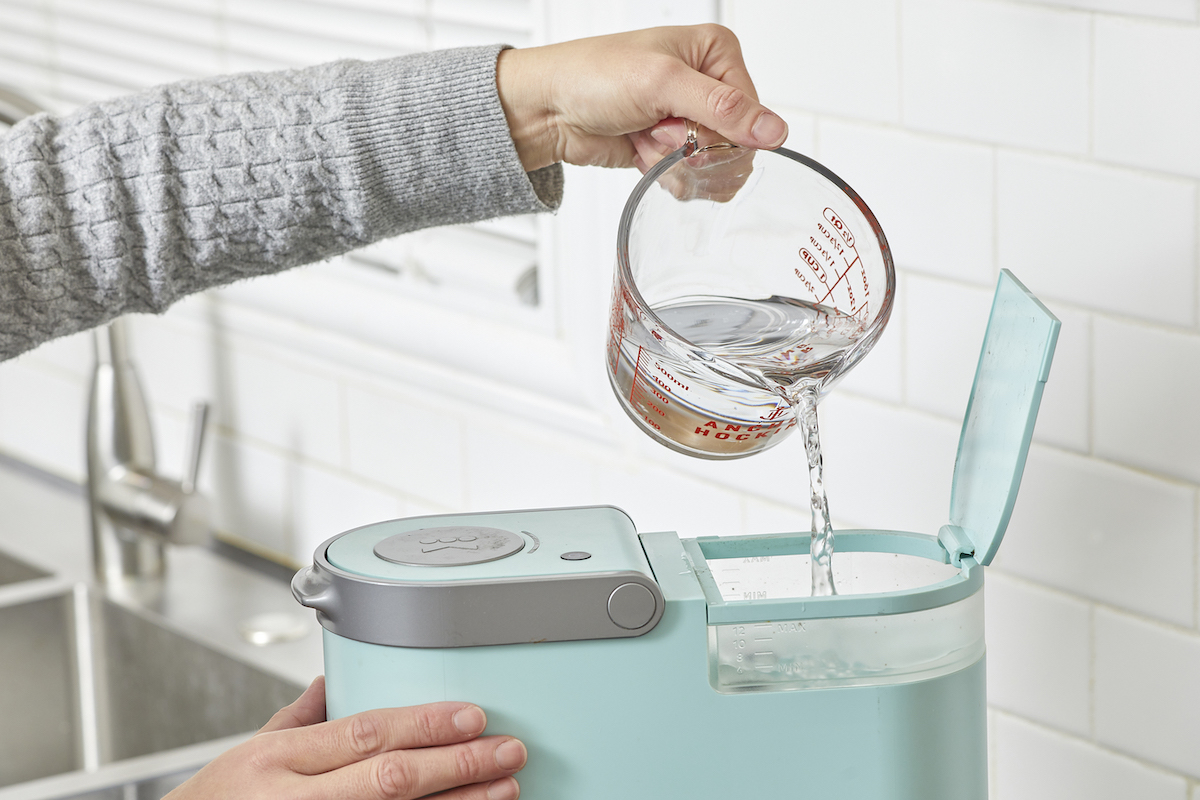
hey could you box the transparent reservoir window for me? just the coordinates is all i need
[706,553,983,693]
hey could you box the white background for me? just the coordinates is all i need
[3,0,1200,796]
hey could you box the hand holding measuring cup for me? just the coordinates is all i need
[495,24,787,172]
[607,140,896,459]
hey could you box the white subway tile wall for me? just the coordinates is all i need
[1036,0,1196,20]
[1094,17,1200,178]
[345,385,468,509]
[903,275,994,420]
[997,151,1197,327]
[2,0,1200,793]
[985,573,1092,736]
[1094,318,1200,483]
[1095,609,1200,776]
[993,445,1197,628]
[736,0,902,124]
[817,121,997,284]
[289,463,406,561]
[992,712,1189,800]
[900,1,1091,154]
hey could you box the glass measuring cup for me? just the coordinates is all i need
[607,136,896,459]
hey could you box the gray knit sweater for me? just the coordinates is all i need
[0,45,563,362]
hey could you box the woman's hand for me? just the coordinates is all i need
[166,677,526,800]
[496,24,786,173]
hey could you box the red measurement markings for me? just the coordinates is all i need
[798,208,869,311]
[799,246,828,285]
[823,208,855,249]
[807,235,834,274]
[793,267,817,296]
[628,345,646,403]
[655,363,689,392]
[763,404,789,421]
[627,346,666,429]
[817,256,860,308]
[813,209,866,312]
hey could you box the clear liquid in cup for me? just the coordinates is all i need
[654,295,865,385]
[606,287,865,460]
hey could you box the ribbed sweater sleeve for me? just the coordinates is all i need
[0,44,563,361]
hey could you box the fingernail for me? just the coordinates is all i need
[453,706,486,735]
[752,111,787,147]
[495,739,527,771]
[487,776,520,800]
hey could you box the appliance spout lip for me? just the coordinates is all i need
[291,563,337,613]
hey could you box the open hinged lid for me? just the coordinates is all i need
[941,270,1060,567]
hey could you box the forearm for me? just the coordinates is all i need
[0,45,561,361]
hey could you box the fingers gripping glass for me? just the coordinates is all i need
[607,134,896,459]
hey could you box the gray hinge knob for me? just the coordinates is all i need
[608,583,658,630]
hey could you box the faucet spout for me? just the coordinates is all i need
[87,318,211,599]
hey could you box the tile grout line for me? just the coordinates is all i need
[991,567,1200,639]
[1086,311,1095,458]
[895,0,904,126]
[1088,600,1096,740]
[991,706,1193,786]
[1087,10,1096,160]
[1194,177,1200,334]
[1194,488,1199,632]
[987,706,999,799]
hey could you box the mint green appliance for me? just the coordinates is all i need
[293,270,1059,799]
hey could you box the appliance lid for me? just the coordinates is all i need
[294,506,665,648]
[946,269,1060,566]
[324,505,652,583]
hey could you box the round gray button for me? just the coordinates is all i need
[374,526,525,567]
[607,583,657,630]
[560,551,591,561]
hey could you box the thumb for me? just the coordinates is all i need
[668,71,788,150]
[258,675,327,734]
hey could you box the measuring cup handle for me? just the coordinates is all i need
[684,119,699,156]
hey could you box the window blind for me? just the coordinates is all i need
[0,0,541,308]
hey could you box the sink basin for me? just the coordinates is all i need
[0,549,50,587]
[0,587,305,791]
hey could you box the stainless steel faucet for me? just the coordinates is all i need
[87,318,211,599]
